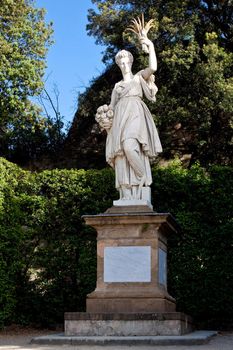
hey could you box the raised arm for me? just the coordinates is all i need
[140,37,157,81]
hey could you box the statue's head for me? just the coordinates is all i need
[115,50,134,67]
[115,50,134,75]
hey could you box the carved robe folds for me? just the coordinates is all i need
[106,71,162,193]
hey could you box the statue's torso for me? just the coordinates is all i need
[114,74,143,100]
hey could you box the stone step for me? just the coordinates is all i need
[31,330,217,346]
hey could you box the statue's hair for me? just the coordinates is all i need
[115,50,134,66]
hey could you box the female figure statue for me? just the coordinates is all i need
[96,35,162,203]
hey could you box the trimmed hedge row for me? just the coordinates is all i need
[0,157,232,328]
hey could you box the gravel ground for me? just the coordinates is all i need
[0,327,233,350]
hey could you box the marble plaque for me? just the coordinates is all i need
[104,246,151,282]
[158,248,167,286]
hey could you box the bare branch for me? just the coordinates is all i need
[43,88,59,118]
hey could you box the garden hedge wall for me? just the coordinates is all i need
[0,157,232,329]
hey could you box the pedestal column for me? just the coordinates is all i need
[84,211,177,313]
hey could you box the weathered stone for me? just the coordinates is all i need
[82,212,178,314]
[65,312,193,336]
[31,330,218,346]
[64,210,192,337]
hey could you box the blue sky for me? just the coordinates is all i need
[35,0,106,125]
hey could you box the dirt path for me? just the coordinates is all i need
[0,326,57,348]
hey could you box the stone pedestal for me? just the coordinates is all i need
[84,210,177,313]
[64,207,192,336]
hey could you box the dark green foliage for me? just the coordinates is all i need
[152,162,233,328]
[0,0,54,163]
[64,65,122,169]
[70,0,233,167]
[4,113,66,167]
[0,157,232,328]
[0,1,66,167]
[0,158,116,327]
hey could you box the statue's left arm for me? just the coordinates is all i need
[140,37,157,81]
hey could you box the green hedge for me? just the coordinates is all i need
[152,163,233,329]
[0,157,232,329]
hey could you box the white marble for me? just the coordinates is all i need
[159,248,167,286]
[95,30,162,203]
[104,246,151,282]
[113,199,152,208]
[113,186,152,208]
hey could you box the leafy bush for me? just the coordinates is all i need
[0,157,232,328]
[152,162,233,328]
[0,158,116,326]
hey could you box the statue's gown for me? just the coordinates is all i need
[106,71,162,189]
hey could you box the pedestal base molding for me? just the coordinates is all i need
[87,297,175,313]
[65,312,193,336]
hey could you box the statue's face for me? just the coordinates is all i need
[118,56,132,75]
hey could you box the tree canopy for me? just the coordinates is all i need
[87,0,233,56]
[0,0,53,162]
[65,0,232,168]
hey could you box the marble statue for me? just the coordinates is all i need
[95,15,162,205]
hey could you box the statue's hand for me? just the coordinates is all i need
[101,119,112,131]
[139,34,153,53]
